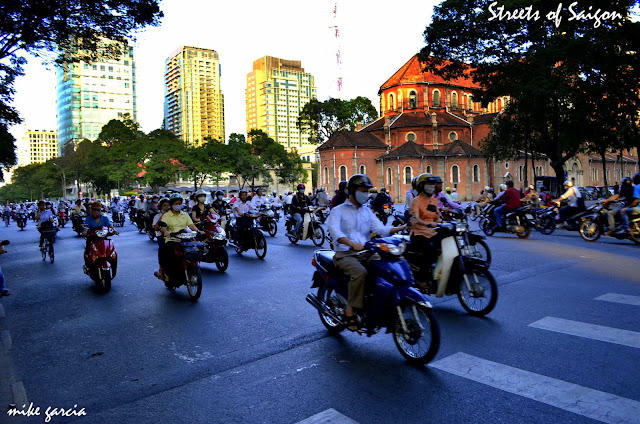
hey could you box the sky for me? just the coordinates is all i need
[9,0,439,140]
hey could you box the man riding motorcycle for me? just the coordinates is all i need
[232,190,253,240]
[290,183,313,238]
[617,173,640,237]
[326,174,406,331]
[371,187,393,216]
[494,180,521,229]
[35,201,56,247]
[602,177,634,235]
[251,188,269,210]
[82,202,119,260]
[211,190,229,215]
[554,181,584,223]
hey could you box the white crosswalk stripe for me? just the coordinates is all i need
[595,293,640,306]
[529,316,640,349]
[430,352,640,424]
[296,409,359,424]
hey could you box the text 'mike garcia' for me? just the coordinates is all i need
[7,402,87,422]
[488,2,624,28]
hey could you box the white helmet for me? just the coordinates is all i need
[452,188,457,192]
[499,184,507,191]
[484,186,490,191]
[564,180,573,188]
[195,189,208,197]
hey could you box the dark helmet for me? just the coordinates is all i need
[297,183,306,191]
[347,174,373,194]
[633,173,640,185]
[432,175,443,183]
[215,190,224,196]
[380,187,386,193]
[238,189,248,196]
[158,197,170,207]
[415,173,437,191]
[411,176,418,190]
[169,193,183,205]
[505,180,514,187]
[338,181,348,192]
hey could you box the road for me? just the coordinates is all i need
[0,211,639,424]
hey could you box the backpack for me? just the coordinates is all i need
[574,187,586,210]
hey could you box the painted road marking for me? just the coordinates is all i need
[529,316,640,349]
[595,293,640,306]
[296,408,359,424]
[430,352,640,424]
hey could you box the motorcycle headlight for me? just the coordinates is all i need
[95,229,108,237]
[177,232,196,240]
[265,210,274,217]
[456,224,468,233]
[376,242,405,256]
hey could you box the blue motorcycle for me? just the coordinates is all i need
[306,237,440,364]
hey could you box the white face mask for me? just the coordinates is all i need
[298,189,305,194]
[217,195,223,201]
[354,191,369,205]
[197,196,206,203]
[424,185,436,195]
[172,204,182,212]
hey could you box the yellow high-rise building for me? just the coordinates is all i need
[246,56,317,160]
[164,46,225,146]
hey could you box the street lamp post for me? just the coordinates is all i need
[52,163,66,200]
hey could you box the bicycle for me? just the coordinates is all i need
[41,228,57,264]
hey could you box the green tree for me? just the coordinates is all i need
[0,123,17,172]
[297,97,378,144]
[421,0,640,187]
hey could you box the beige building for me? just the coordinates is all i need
[1,128,58,186]
[246,56,317,160]
[164,46,225,146]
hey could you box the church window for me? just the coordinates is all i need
[451,165,460,183]
[473,164,480,182]
[406,132,416,142]
[340,165,347,181]
[408,91,417,109]
[404,166,412,184]
[432,90,441,108]
[448,132,458,141]
[387,167,392,186]
[451,92,458,109]
[359,165,366,174]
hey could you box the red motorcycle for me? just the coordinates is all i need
[163,229,204,302]
[83,226,118,293]
[58,208,68,228]
[196,212,229,272]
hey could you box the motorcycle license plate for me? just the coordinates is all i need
[525,214,534,220]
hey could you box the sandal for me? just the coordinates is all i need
[344,315,359,331]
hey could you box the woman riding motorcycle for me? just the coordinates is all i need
[191,189,212,224]
[211,190,229,215]
[153,198,171,281]
[158,194,202,285]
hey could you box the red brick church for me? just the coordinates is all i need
[317,55,639,201]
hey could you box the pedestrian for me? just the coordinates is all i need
[0,240,9,297]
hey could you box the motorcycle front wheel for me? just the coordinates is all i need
[215,247,229,272]
[466,239,492,267]
[101,273,112,293]
[579,219,601,242]
[393,304,440,365]
[516,224,531,239]
[481,219,495,236]
[311,224,325,247]
[457,267,498,316]
[537,215,556,235]
[253,231,267,259]
[186,265,202,302]
[268,221,277,237]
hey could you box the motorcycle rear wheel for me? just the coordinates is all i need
[393,304,440,365]
[215,247,229,272]
[268,221,277,237]
[186,265,202,302]
[579,219,601,242]
[254,231,267,259]
[537,215,556,235]
[457,267,498,316]
[481,219,495,236]
[311,224,325,247]
[465,239,492,267]
[516,225,531,239]
[317,286,346,335]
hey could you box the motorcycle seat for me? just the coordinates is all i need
[316,250,344,276]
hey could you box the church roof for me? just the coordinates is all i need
[435,140,484,157]
[378,140,433,159]
[317,130,387,151]
[379,55,480,93]
[473,112,500,124]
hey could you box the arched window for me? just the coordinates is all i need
[339,165,347,182]
[426,165,432,174]
[359,165,366,174]
[404,166,412,184]
[387,167,392,186]
[473,164,479,182]
[448,132,458,141]
[432,90,441,108]
[451,165,460,183]
[406,132,416,142]
[388,93,395,110]
[451,92,458,109]
[519,165,525,182]
[408,90,417,109]
[323,166,328,185]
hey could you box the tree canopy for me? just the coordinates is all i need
[297,97,378,144]
[420,0,640,185]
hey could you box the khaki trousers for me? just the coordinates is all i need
[334,250,371,309]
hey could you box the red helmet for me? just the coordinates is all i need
[297,183,306,190]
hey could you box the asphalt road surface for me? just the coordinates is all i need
[0,211,638,424]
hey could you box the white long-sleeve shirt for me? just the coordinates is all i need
[251,195,269,209]
[233,200,253,218]
[327,199,392,252]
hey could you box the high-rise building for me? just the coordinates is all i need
[20,128,59,165]
[246,56,317,159]
[164,46,225,146]
[56,39,136,154]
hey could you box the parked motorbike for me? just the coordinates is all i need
[162,229,204,301]
[228,211,267,259]
[196,212,229,272]
[58,208,68,228]
[481,201,533,239]
[285,207,325,246]
[580,201,640,244]
[16,212,27,231]
[403,222,497,315]
[258,204,278,237]
[83,226,118,293]
[306,236,440,364]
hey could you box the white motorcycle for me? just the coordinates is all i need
[401,222,498,316]
[285,207,326,246]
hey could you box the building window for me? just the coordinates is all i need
[448,132,458,141]
[505,162,509,169]
[404,166,412,184]
[473,164,480,182]
[387,167,392,186]
[519,165,525,182]
[323,166,328,185]
[339,165,347,182]
[408,90,417,109]
[592,168,598,182]
[388,93,395,111]
[406,132,416,142]
[451,165,460,183]
[426,165,432,174]
[432,90,441,108]
[359,165,366,174]
[451,92,458,109]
